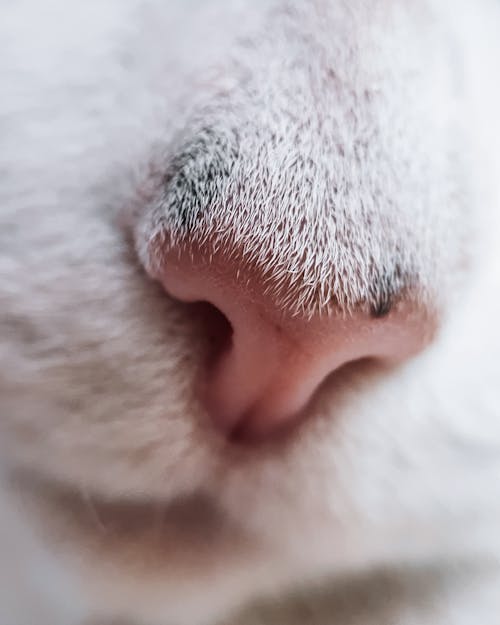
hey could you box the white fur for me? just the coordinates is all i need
[1,1,500,624]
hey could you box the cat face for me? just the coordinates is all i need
[1,1,499,623]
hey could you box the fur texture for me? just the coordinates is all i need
[136,1,466,317]
[1,1,500,624]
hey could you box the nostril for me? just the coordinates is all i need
[193,301,234,368]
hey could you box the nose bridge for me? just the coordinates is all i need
[144,108,414,321]
[146,125,345,319]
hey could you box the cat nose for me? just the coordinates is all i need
[152,242,430,441]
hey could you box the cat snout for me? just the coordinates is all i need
[136,115,439,440]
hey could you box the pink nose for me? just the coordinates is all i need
[153,243,430,440]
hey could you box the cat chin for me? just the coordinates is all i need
[4,459,500,625]
[0,473,315,625]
